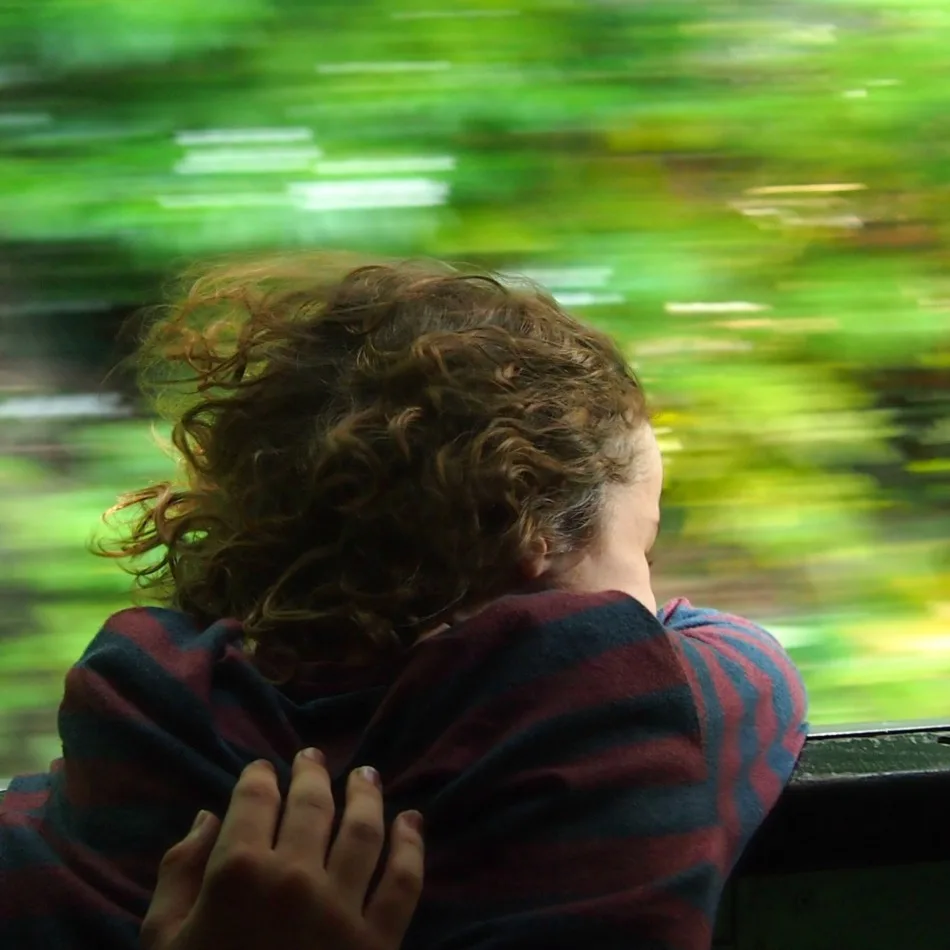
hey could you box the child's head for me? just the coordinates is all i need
[102,255,660,671]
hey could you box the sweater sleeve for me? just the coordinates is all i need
[657,597,808,861]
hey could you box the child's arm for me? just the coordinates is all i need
[659,597,808,860]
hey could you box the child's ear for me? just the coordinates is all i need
[519,542,587,594]
[519,537,553,581]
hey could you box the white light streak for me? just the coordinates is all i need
[175,147,323,175]
[0,394,130,420]
[553,292,624,307]
[175,128,315,146]
[288,178,449,211]
[519,266,614,288]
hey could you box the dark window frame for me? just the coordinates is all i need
[736,721,950,875]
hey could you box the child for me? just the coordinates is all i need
[0,257,807,950]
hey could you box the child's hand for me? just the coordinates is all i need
[141,751,424,950]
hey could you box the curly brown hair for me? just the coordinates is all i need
[96,254,647,675]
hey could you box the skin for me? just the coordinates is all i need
[142,752,424,950]
[526,422,663,614]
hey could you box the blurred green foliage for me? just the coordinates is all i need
[2,0,950,773]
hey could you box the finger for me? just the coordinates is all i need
[364,811,425,945]
[274,747,335,862]
[140,810,221,950]
[325,766,385,905]
[210,760,281,861]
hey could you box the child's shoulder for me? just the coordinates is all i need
[402,588,687,720]
[80,605,244,666]
[436,587,668,657]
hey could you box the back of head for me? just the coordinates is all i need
[100,255,647,675]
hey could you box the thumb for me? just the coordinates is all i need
[141,810,221,950]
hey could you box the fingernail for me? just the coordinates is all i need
[249,759,275,774]
[191,810,211,833]
[356,765,381,789]
[400,810,424,834]
[299,747,325,765]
